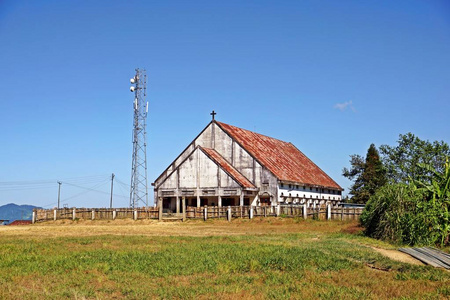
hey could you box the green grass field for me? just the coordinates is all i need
[0,219,449,299]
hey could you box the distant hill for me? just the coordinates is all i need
[0,203,42,224]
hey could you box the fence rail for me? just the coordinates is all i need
[33,205,363,223]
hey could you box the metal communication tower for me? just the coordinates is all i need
[129,68,148,208]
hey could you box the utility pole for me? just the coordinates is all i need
[129,68,149,209]
[110,173,115,208]
[57,181,62,209]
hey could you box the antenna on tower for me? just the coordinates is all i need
[129,68,148,209]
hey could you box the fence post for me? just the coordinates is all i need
[303,205,307,219]
[227,206,231,222]
[92,209,95,220]
[276,205,280,217]
[134,210,138,221]
[113,209,117,220]
[158,202,163,221]
[264,207,267,218]
[182,197,186,222]
[72,208,76,221]
[249,206,254,219]
[54,209,57,221]
[327,204,331,220]
[341,206,344,220]
[204,206,208,221]
[32,210,36,224]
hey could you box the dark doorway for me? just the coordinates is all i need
[260,197,271,206]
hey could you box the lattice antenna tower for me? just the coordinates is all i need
[129,68,149,208]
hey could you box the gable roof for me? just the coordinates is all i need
[216,121,342,190]
[200,146,256,189]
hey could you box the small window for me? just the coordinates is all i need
[316,195,318,198]
[316,188,319,192]
[303,186,305,190]
[303,194,305,198]
[281,184,284,188]
[289,184,292,189]
[281,192,284,196]
[310,187,312,191]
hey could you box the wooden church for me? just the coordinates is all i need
[153,113,343,212]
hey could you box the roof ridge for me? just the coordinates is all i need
[216,121,291,145]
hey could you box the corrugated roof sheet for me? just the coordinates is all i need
[200,146,256,189]
[216,122,342,190]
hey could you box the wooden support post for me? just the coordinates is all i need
[196,195,201,208]
[32,211,36,224]
[54,209,57,221]
[264,207,267,218]
[327,204,331,220]
[176,196,180,215]
[92,209,95,220]
[249,206,254,219]
[240,193,244,206]
[227,206,231,222]
[72,208,76,221]
[341,206,344,220]
[218,195,222,208]
[158,202,163,221]
[182,197,186,222]
[113,210,117,220]
[303,205,307,219]
[204,206,208,221]
[133,210,138,220]
[276,204,280,217]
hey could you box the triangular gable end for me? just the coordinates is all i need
[157,146,253,191]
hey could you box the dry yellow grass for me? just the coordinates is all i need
[0,218,345,237]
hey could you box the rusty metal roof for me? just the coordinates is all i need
[216,122,342,190]
[200,146,256,189]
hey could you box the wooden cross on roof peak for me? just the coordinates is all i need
[210,110,217,120]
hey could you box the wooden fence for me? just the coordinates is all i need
[33,205,363,223]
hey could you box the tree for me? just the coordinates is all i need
[343,144,387,204]
[379,133,450,185]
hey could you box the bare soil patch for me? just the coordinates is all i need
[371,247,424,265]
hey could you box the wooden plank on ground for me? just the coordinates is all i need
[399,247,450,269]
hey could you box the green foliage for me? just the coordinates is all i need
[347,133,450,246]
[380,133,450,184]
[361,159,450,246]
[343,144,387,204]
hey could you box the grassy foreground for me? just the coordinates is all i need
[0,219,449,299]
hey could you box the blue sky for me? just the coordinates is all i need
[0,0,449,208]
